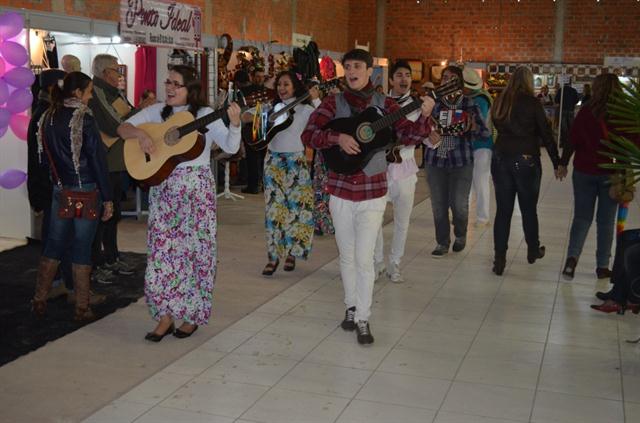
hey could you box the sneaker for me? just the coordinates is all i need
[341,306,356,331]
[374,261,386,281]
[92,267,116,285]
[356,320,374,344]
[452,237,466,252]
[431,245,448,257]
[387,262,404,283]
[104,259,135,276]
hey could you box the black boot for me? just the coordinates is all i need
[493,253,506,276]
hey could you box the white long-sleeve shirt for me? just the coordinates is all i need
[126,103,241,168]
[268,98,317,153]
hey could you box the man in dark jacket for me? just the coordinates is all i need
[88,54,136,280]
[555,79,579,150]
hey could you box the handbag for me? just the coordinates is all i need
[42,131,100,220]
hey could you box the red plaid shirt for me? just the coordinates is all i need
[302,92,430,201]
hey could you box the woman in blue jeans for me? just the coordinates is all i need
[490,67,563,275]
[559,74,622,281]
[32,72,113,321]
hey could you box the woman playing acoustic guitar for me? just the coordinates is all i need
[117,65,241,341]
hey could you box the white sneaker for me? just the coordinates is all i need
[374,261,386,281]
[387,262,404,283]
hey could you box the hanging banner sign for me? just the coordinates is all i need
[119,0,202,50]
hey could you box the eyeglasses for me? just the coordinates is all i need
[105,67,119,74]
[164,79,186,89]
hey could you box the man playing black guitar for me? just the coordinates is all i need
[301,49,435,345]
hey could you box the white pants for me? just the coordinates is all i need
[330,195,386,322]
[375,175,417,266]
[471,149,492,224]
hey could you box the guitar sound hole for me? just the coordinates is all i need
[356,123,374,144]
[145,153,151,163]
[164,127,180,146]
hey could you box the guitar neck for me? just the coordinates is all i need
[371,100,422,133]
[177,108,226,138]
[270,94,309,122]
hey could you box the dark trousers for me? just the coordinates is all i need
[42,201,73,289]
[610,230,640,304]
[426,164,473,247]
[92,171,122,265]
[492,153,542,255]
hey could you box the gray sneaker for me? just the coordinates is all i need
[92,267,116,284]
[387,262,404,283]
[104,259,135,276]
[431,244,449,257]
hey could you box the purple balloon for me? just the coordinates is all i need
[0,41,28,66]
[6,88,32,114]
[4,67,34,89]
[0,79,7,104]
[0,13,24,40]
[0,168,27,189]
[0,107,9,128]
[0,57,5,75]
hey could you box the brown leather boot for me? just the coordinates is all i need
[72,264,97,322]
[32,257,60,317]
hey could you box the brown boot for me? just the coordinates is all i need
[72,264,97,322]
[32,257,60,317]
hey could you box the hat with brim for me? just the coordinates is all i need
[463,68,483,90]
[422,81,435,89]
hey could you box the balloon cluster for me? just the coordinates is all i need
[0,12,31,190]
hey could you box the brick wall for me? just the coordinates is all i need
[352,0,640,70]
[563,0,640,63]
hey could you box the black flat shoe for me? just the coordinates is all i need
[174,325,198,338]
[493,255,506,276]
[145,323,175,342]
[527,246,546,264]
[596,290,612,301]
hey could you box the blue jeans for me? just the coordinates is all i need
[426,164,473,247]
[566,170,617,268]
[491,153,541,255]
[43,184,101,265]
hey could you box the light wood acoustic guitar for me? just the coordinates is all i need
[123,92,268,187]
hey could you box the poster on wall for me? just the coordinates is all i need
[119,0,203,50]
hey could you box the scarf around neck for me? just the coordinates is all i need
[343,81,376,103]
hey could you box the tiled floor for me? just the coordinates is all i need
[80,163,640,423]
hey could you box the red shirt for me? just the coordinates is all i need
[567,106,619,175]
[301,91,430,201]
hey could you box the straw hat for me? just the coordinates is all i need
[463,67,483,90]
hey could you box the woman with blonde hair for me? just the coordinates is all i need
[490,66,563,275]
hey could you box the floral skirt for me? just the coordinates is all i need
[312,152,335,235]
[145,166,217,325]
[264,151,314,261]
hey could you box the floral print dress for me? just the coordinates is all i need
[125,103,241,325]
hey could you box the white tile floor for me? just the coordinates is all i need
[83,167,640,423]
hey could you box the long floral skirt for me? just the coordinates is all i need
[312,152,335,235]
[264,151,314,261]
[145,166,217,325]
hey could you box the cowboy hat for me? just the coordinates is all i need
[463,67,483,90]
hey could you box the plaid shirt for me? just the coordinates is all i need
[302,93,430,201]
[424,96,489,168]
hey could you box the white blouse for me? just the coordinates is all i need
[126,103,241,168]
[268,98,316,153]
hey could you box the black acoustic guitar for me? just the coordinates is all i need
[247,79,340,151]
[322,78,462,175]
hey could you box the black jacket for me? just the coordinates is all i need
[40,106,112,202]
[27,96,53,212]
[493,93,560,168]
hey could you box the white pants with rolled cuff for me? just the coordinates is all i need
[330,195,386,322]
[374,175,417,266]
